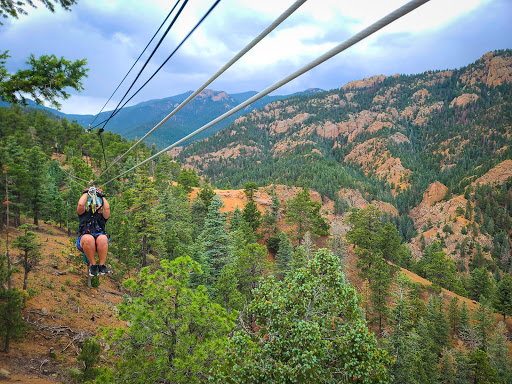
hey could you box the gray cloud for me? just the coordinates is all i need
[1,0,510,114]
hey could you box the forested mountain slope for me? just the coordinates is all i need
[180,50,512,202]
[178,49,512,264]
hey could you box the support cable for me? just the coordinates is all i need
[99,0,190,131]
[92,0,222,132]
[96,0,307,180]
[101,0,430,186]
[89,0,181,127]
[60,168,89,189]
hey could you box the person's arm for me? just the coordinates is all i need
[102,197,110,220]
[77,191,88,215]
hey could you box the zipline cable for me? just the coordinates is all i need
[98,0,190,131]
[95,0,307,180]
[101,0,430,186]
[91,0,222,132]
[88,0,181,127]
[60,168,89,189]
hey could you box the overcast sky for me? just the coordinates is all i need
[2,0,511,115]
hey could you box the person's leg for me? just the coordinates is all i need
[80,234,97,265]
[96,234,108,266]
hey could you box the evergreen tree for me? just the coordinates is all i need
[156,188,194,260]
[177,168,199,193]
[388,274,415,383]
[0,51,87,109]
[473,300,495,351]
[370,257,391,332]
[198,195,230,284]
[243,182,258,198]
[426,295,450,356]
[493,273,512,321]
[242,198,261,232]
[438,348,458,384]
[131,174,162,267]
[285,188,329,240]
[275,231,293,278]
[213,264,244,313]
[198,183,215,210]
[232,243,271,303]
[213,249,392,383]
[25,146,48,227]
[447,296,461,333]
[229,206,243,232]
[0,288,26,353]
[469,268,493,302]
[469,349,500,384]
[261,193,280,240]
[98,257,236,383]
[488,322,512,383]
[13,223,41,290]
[70,338,101,383]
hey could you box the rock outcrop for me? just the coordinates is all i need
[473,160,512,186]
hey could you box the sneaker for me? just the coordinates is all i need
[89,264,99,277]
[98,264,109,275]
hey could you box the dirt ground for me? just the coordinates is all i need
[0,221,124,383]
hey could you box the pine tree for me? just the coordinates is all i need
[0,287,26,353]
[493,273,512,321]
[131,174,163,267]
[213,265,244,313]
[370,257,391,332]
[261,193,280,240]
[447,296,461,333]
[177,168,199,193]
[469,349,500,384]
[473,300,495,351]
[70,338,101,383]
[25,146,48,227]
[99,257,236,383]
[286,188,329,240]
[243,182,258,198]
[229,206,243,232]
[198,195,230,284]
[488,322,512,383]
[469,268,493,301]
[13,223,41,290]
[438,348,458,384]
[213,249,392,383]
[388,273,415,383]
[275,231,293,278]
[242,198,261,232]
[232,243,271,303]
[426,295,449,356]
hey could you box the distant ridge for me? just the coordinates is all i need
[0,88,324,148]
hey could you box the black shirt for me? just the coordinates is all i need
[78,210,108,235]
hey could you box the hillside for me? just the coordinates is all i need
[178,49,512,268]
[2,186,510,382]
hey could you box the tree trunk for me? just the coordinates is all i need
[141,235,147,267]
[23,252,29,290]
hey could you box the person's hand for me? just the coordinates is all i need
[83,189,89,194]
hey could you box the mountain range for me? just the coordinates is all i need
[177,49,512,270]
[0,88,324,149]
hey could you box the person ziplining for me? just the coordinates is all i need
[76,186,110,277]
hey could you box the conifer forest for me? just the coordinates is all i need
[1,1,512,383]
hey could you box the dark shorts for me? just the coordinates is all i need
[76,233,109,253]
